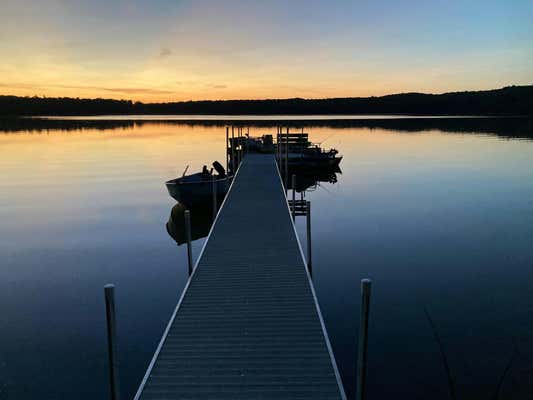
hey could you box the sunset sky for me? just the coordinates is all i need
[1,0,532,102]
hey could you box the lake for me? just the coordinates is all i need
[0,117,532,399]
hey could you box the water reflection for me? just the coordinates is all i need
[1,119,533,400]
[1,117,533,141]
[166,202,212,245]
[287,165,341,192]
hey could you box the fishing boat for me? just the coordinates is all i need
[276,131,342,168]
[165,161,232,206]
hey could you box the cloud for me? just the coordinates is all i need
[0,83,175,95]
[212,84,227,89]
[159,47,172,57]
[101,87,175,95]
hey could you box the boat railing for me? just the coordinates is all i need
[166,175,233,185]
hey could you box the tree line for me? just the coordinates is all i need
[1,85,532,116]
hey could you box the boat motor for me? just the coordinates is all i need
[212,161,226,177]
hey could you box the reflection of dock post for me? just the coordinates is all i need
[212,175,217,223]
[306,201,312,277]
[231,126,235,173]
[225,127,229,173]
[356,279,372,400]
[104,284,120,400]
[291,174,296,221]
[184,210,193,276]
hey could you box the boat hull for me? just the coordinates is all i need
[165,176,232,207]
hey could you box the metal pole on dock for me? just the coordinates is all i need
[356,279,372,400]
[240,127,244,161]
[285,128,289,192]
[212,175,217,223]
[245,126,249,154]
[184,210,193,276]
[277,127,281,170]
[291,174,296,221]
[231,126,235,174]
[238,127,242,165]
[276,129,279,166]
[104,284,120,400]
[237,127,241,167]
[306,201,312,277]
[225,127,229,173]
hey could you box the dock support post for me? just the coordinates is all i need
[277,127,281,171]
[184,210,193,276]
[291,174,296,221]
[285,128,289,193]
[237,127,241,167]
[231,126,235,174]
[276,128,279,166]
[212,175,217,223]
[245,126,249,154]
[225,127,229,173]
[306,201,312,277]
[356,279,372,400]
[104,284,120,400]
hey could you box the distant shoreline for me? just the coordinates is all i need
[1,85,532,116]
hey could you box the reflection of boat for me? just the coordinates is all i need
[166,202,212,245]
[288,147,342,168]
[288,165,341,192]
[165,161,232,207]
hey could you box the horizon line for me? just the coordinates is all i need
[1,84,531,104]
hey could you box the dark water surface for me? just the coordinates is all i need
[1,117,532,399]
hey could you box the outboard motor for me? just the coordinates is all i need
[212,161,226,177]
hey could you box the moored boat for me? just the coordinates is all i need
[165,161,232,206]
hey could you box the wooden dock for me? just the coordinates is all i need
[134,153,346,400]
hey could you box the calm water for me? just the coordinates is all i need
[1,118,532,399]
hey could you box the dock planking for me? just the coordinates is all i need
[135,153,346,400]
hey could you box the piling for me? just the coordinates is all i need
[225,127,229,173]
[231,127,235,174]
[277,127,282,171]
[184,210,193,276]
[306,201,312,276]
[276,129,279,166]
[212,175,217,222]
[356,279,372,400]
[104,284,120,400]
[237,127,242,166]
[285,128,289,192]
[291,174,296,221]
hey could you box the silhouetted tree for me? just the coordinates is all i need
[0,86,532,116]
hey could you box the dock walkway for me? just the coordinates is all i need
[135,153,346,400]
